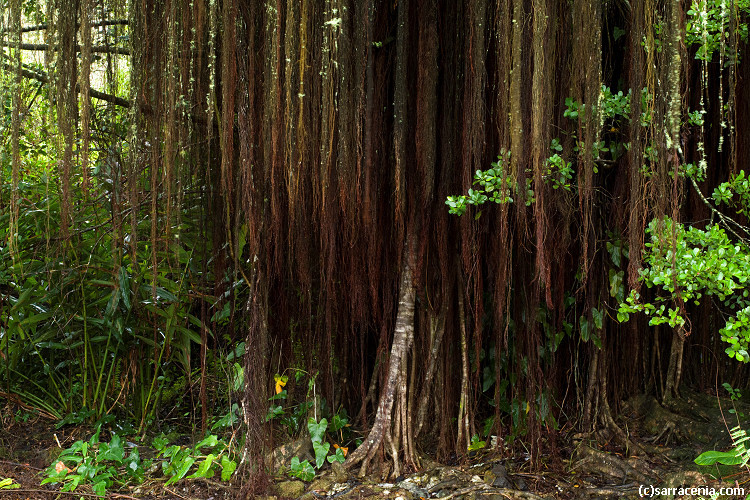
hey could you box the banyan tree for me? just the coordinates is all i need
[2,0,750,494]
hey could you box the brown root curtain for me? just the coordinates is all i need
[24,0,748,488]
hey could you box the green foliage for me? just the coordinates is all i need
[545,142,574,191]
[265,370,349,481]
[446,151,516,216]
[686,0,750,62]
[468,434,486,451]
[43,427,237,496]
[42,425,140,496]
[446,85,633,217]
[687,109,705,127]
[153,433,237,485]
[266,370,316,434]
[289,456,316,482]
[287,417,346,481]
[695,425,750,467]
[617,217,750,361]
[0,478,20,490]
[713,170,750,216]
[0,69,247,433]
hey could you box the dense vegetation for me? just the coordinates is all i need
[2,0,750,496]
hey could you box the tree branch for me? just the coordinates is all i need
[3,41,129,55]
[0,60,130,108]
[4,19,129,34]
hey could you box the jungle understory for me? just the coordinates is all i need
[3,0,750,498]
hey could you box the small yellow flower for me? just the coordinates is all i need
[274,374,288,394]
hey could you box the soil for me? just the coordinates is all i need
[0,389,748,499]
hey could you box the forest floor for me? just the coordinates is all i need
[0,388,747,499]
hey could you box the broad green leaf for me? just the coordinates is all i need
[592,308,603,330]
[220,455,237,481]
[580,317,590,342]
[0,477,19,489]
[695,450,743,466]
[327,447,346,464]
[93,480,107,497]
[188,453,216,479]
[308,418,328,444]
[313,441,330,468]
[98,434,124,463]
[119,266,131,311]
[165,456,196,485]
[195,434,219,450]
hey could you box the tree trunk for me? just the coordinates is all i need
[345,236,417,475]
[414,308,445,439]
[663,331,684,402]
[456,286,471,452]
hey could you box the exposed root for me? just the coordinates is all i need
[644,420,675,446]
[432,483,544,500]
[573,445,657,484]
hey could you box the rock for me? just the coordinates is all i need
[308,477,333,492]
[488,462,511,488]
[330,461,349,482]
[396,478,428,499]
[492,475,511,488]
[270,438,313,470]
[491,462,507,476]
[513,475,527,490]
[276,480,306,498]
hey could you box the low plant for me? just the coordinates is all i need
[153,433,238,485]
[695,384,750,473]
[0,478,20,489]
[468,434,486,451]
[42,425,142,496]
[265,370,350,481]
[288,417,347,482]
[42,426,238,496]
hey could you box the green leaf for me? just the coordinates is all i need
[165,456,196,485]
[468,435,486,451]
[195,434,218,450]
[152,436,169,452]
[118,267,131,311]
[327,447,346,464]
[592,308,603,330]
[19,311,52,326]
[11,286,35,314]
[105,288,120,318]
[290,457,315,481]
[580,316,590,342]
[188,453,216,479]
[220,455,237,481]
[330,414,348,432]
[313,441,330,469]
[308,418,328,444]
[155,287,179,303]
[0,477,19,489]
[93,480,107,497]
[695,450,743,466]
[98,434,124,463]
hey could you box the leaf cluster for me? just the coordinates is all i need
[618,217,750,361]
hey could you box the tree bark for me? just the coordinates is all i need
[345,237,417,474]
[663,332,684,402]
[414,309,446,439]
